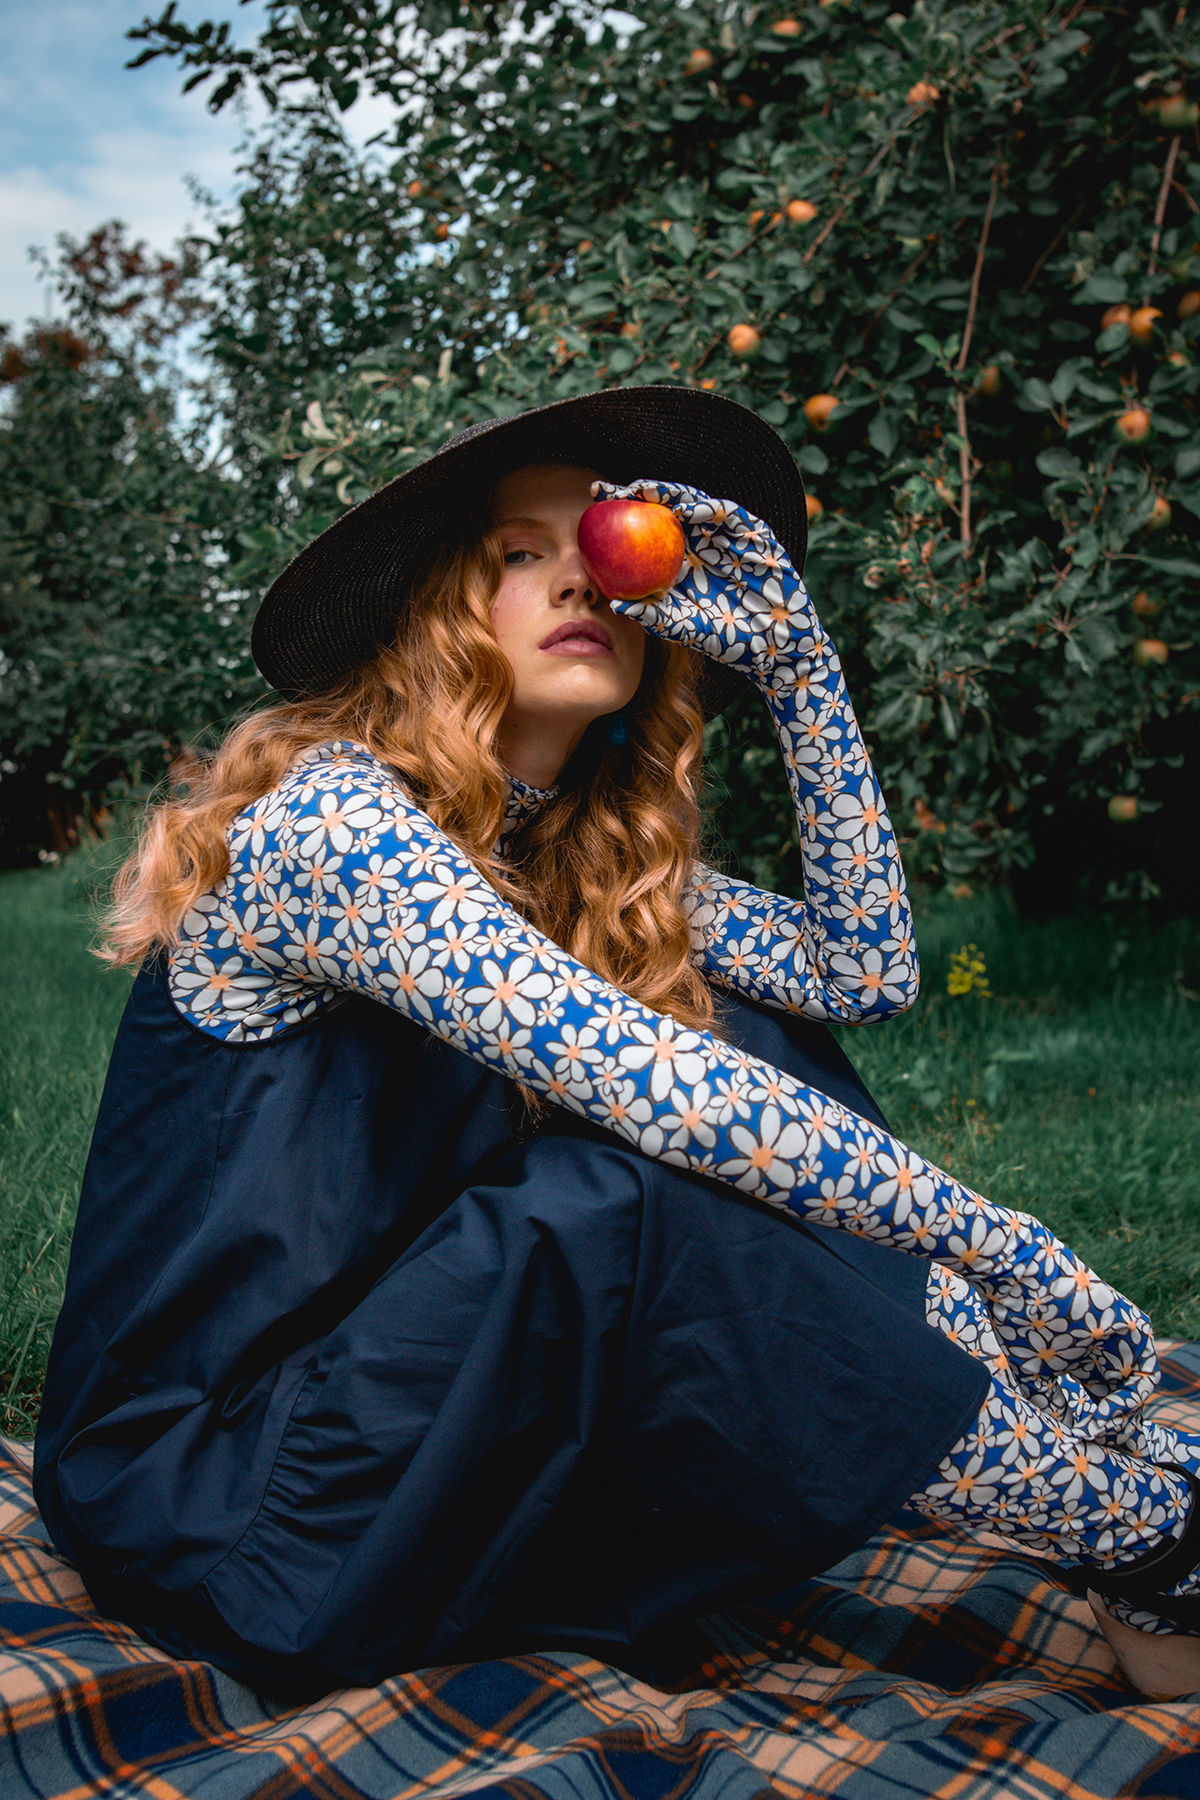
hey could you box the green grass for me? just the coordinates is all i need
[1,854,1198,1438]
[0,845,133,1437]
[834,892,1200,1341]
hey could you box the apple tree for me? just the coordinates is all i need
[7,0,1198,911]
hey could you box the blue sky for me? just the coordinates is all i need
[0,0,391,336]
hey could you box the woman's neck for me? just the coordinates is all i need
[493,715,588,790]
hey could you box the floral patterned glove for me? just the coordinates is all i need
[592,477,823,693]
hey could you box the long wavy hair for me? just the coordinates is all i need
[103,508,718,1033]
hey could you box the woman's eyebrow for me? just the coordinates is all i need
[495,514,551,530]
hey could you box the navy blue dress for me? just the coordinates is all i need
[34,956,986,1696]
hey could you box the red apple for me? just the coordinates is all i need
[578,501,686,601]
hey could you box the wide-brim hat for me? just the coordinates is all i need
[251,383,807,714]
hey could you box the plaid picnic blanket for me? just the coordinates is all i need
[4,1348,1200,1800]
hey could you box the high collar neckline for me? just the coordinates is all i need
[497,773,558,852]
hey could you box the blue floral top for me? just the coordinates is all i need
[166,482,1156,1435]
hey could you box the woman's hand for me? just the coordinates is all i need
[592,478,822,690]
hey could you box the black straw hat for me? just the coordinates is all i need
[251,384,808,710]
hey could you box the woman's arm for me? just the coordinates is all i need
[173,740,1154,1430]
[598,480,917,1024]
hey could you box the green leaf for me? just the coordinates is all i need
[1021,377,1055,411]
[1036,448,1081,478]
[867,409,898,457]
[1074,372,1121,403]
[1134,554,1200,577]
[1176,447,1200,479]
[668,221,696,259]
[1152,415,1191,438]
[1074,613,1120,663]
[1050,362,1081,404]
[1074,271,1127,304]
[295,447,324,487]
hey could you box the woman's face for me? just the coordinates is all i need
[489,463,646,786]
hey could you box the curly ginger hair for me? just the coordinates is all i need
[102,518,719,1035]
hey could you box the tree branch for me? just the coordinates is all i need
[1149,134,1182,275]
[954,167,1001,547]
[802,138,896,266]
[1020,199,1086,294]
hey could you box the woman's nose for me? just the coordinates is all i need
[554,550,598,605]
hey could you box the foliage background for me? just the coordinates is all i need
[2,0,1198,915]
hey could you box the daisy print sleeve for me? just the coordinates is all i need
[596,479,917,1026]
[170,739,1156,1435]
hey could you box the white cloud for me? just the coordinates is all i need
[0,0,403,338]
[0,131,243,331]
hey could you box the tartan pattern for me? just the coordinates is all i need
[4,1346,1200,1799]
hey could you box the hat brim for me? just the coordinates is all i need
[251,384,807,717]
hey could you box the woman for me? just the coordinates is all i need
[33,386,1200,1698]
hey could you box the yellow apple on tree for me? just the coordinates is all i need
[1117,407,1151,442]
[1154,95,1200,129]
[804,392,839,429]
[1130,306,1162,346]
[578,501,686,601]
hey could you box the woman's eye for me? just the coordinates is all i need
[504,549,533,565]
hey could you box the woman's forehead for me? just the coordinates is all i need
[492,463,601,518]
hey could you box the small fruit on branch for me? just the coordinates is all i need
[1178,291,1200,320]
[684,47,713,74]
[804,392,839,430]
[578,501,686,601]
[1144,496,1172,532]
[805,494,824,523]
[1133,638,1169,666]
[728,323,761,358]
[1117,407,1152,442]
[786,198,817,223]
[1131,591,1163,618]
[907,80,940,108]
[1130,306,1163,346]
[977,364,1002,396]
[1101,304,1132,330]
[1152,95,1200,129]
[1108,795,1139,822]
[771,17,801,35]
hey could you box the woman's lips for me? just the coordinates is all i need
[539,620,614,655]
